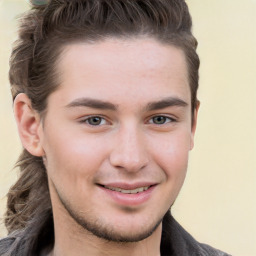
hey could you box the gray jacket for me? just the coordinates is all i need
[0,215,231,256]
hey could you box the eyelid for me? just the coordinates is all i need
[78,115,111,126]
[77,114,177,126]
[147,114,177,124]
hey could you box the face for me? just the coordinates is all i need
[38,38,197,242]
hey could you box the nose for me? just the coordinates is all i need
[109,125,149,172]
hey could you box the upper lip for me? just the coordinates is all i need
[98,182,157,190]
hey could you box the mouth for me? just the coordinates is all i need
[97,183,156,206]
[102,185,151,194]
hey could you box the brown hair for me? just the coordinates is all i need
[5,0,199,254]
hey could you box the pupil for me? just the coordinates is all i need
[89,117,101,125]
[153,116,166,124]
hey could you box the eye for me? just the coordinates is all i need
[149,115,175,125]
[81,116,107,126]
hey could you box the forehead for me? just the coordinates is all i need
[54,38,190,107]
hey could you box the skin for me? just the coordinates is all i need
[14,38,198,256]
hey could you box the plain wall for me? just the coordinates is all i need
[0,0,256,255]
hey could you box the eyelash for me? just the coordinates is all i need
[79,115,176,126]
[79,116,108,126]
[148,115,176,125]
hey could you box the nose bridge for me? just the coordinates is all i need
[109,122,149,172]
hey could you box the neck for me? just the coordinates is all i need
[51,219,162,256]
[49,195,162,256]
[48,180,163,256]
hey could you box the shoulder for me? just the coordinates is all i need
[197,243,231,256]
[0,234,18,255]
[161,214,232,256]
[0,229,53,256]
[0,230,29,256]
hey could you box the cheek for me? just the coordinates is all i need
[152,133,191,205]
[42,130,108,185]
[149,130,191,179]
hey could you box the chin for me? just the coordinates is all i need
[55,183,166,243]
[76,215,163,243]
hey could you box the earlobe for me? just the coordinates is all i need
[14,93,45,157]
[190,101,200,150]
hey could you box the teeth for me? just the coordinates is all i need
[104,186,150,194]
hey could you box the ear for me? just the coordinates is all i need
[14,93,45,157]
[190,101,200,150]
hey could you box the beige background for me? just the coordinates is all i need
[0,0,256,255]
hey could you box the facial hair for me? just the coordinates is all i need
[54,184,164,243]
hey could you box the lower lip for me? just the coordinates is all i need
[99,185,156,207]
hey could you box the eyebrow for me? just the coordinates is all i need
[145,97,188,111]
[65,96,188,111]
[66,98,117,110]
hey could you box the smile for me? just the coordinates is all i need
[103,185,150,194]
[98,183,156,206]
